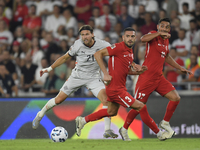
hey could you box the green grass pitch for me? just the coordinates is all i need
[1,138,200,150]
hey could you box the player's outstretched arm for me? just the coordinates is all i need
[140,32,161,42]
[165,54,193,75]
[94,48,112,85]
[40,52,71,77]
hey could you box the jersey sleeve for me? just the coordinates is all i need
[106,43,122,56]
[67,40,79,56]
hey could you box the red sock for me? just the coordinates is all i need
[164,101,180,122]
[139,105,159,134]
[123,109,139,129]
[85,109,110,123]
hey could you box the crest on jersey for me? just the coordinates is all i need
[110,44,116,49]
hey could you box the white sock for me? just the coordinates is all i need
[39,98,56,117]
[103,106,111,131]
[163,120,169,124]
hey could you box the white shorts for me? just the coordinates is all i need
[60,75,105,97]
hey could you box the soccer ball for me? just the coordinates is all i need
[50,126,68,142]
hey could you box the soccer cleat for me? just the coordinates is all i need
[157,130,168,141]
[75,116,85,137]
[103,129,118,138]
[32,111,42,129]
[119,127,131,141]
[159,120,176,139]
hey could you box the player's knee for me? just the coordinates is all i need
[107,109,117,116]
[172,95,181,101]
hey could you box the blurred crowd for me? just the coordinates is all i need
[0,0,200,98]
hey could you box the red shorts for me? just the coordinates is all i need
[135,75,175,103]
[106,88,135,108]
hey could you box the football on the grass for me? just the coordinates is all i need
[50,126,68,142]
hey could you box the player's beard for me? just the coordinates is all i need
[83,38,93,46]
[125,40,134,48]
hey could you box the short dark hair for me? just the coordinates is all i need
[182,2,189,8]
[189,19,197,23]
[170,47,177,51]
[158,18,171,24]
[123,27,135,33]
[79,25,93,34]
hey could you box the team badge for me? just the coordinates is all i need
[110,44,116,49]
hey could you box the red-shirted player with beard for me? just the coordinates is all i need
[119,18,193,141]
[75,27,170,141]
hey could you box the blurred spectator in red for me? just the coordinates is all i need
[74,0,92,24]
[118,3,135,30]
[44,4,65,34]
[140,12,156,35]
[22,4,42,40]
[90,7,101,29]
[185,45,200,69]
[164,47,184,83]
[30,37,44,67]
[128,0,139,18]
[1,50,17,81]
[98,4,117,32]
[88,18,105,40]
[161,0,178,18]
[135,5,146,29]
[172,29,191,61]
[0,63,18,97]
[60,0,74,15]
[0,5,10,26]
[178,2,194,30]
[20,52,37,92]
[186,19,198,43]
[0,20,13,46]
[191,0,200,19]
[112,0,121,17]
[94,0,109,16]
[63,8,78,35]
[11,0,28,32]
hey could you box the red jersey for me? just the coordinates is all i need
[23,16,42,39]
[106,41,134,90]
[139,30,169,82]
[14,5,28,22]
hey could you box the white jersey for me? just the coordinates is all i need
[68,37,111,79]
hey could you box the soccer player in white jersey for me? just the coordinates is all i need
[32,25,118,138]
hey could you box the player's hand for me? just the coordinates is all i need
[159,32,171,39]
[132,63,142,71]
[103,74,112,85]
[40,66,52,77]
[136,66,148,74]
[180,67,193,75]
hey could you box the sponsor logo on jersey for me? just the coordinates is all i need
[110,44,116,49]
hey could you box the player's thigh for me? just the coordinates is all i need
[134,81,155,103]
[86,78,105,98]
[107,90,135,108]
[155,76,178,100]
[107,101,120,116]
[60,76,86,96]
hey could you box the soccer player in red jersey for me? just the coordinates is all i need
[75,27,169,141]
[120,18,193,141]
